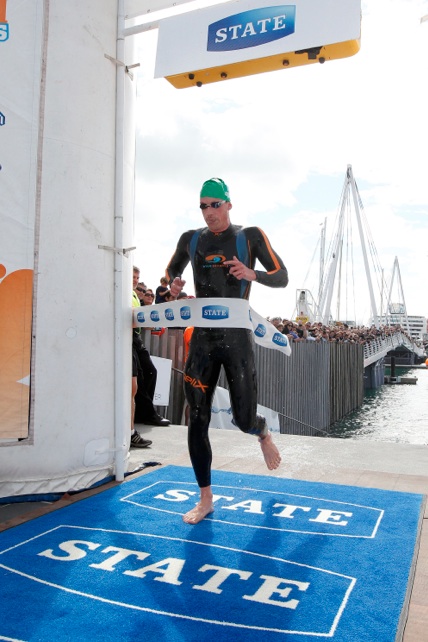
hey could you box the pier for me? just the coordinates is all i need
[143,328,424,437]
[2,427,427,641]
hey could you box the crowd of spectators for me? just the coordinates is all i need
[135,279,420,350]
[136,277,194,306]
[266,317,417,346]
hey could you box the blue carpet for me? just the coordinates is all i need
[0,465,424,642]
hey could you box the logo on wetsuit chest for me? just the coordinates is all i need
[204,254,226,267]
[202,305,229,319]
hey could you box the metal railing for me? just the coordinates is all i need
[363,332,425,367]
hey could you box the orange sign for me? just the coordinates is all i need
[0,0,9,43]
[0,266,32,438]
[0,0,7,22]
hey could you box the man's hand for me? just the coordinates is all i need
[224,256,256,281]
[170,277,186,299]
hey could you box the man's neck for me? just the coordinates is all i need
[207,223,231,234]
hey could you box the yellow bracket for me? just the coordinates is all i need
[165,39,360,89]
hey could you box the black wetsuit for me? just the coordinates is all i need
[166,224,288,487]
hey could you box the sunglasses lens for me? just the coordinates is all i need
[200,201,224,210]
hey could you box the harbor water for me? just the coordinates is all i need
[329,366,428,445]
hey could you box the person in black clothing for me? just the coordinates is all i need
[132,268,170,447]
[155,277,170,304]
[166,178,288,523]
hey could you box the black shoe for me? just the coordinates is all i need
[130,431,152,448]
[144,414,170,427]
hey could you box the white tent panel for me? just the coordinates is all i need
[125,0,206,20]
[124,0,233,22]
[0,0,135,498]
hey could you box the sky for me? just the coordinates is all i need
[131,0,428,325]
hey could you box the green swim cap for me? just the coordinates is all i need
[200,178,230,201]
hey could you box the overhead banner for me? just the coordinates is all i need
[0,1,42,438]
[155,0,361,88]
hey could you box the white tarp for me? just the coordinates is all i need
[0,0,42,439]
[0,0,135,499]
[210,387,280,432]
[125,0,197,19]
[124,0,233,21]
[151,356,172,406]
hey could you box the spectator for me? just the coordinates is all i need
[132,266,170,430]
[135,285,146,305]
[155,277,170,304]
[141,289,155,306]
[131,268,153,448]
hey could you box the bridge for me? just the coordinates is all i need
[363,331,425,368]
[362,331,425,389]
[295,165,427,379]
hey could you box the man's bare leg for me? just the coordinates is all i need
[259,431,281,470]
[183,486,214,524]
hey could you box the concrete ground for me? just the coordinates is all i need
[1,425,427,641]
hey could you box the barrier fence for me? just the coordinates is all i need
[142,329,364,436]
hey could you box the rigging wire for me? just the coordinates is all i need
[347,192,357,324]
[354,181,387,310]
[318,178,347,300]
[301,169,407,328]
[302,233,320,288]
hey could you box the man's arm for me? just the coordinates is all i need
[165,231,193,281]
[165,230,194,298]
[250,227,288,288]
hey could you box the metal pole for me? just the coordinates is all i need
[348,165,379,327]
[318,217,326,307]
[319,173,347,324]
[114,0,127,482]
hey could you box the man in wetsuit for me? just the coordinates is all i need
[166,178,288,524]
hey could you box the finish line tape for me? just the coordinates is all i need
[134,298,291,356]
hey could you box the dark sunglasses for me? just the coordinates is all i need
[199,200,226,210]
[144,292,154,297]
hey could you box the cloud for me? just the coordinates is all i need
[132,0,428,322]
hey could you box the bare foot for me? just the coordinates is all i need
[259,432,281,470]
[182,501,214,525]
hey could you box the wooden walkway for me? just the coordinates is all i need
[1,427,427,641]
